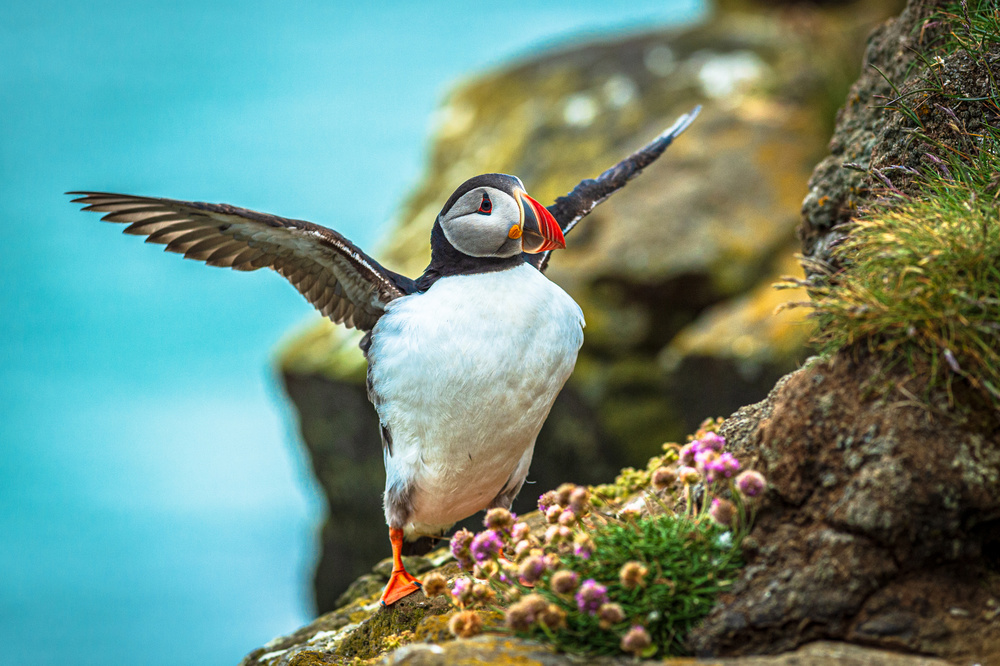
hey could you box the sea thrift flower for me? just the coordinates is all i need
[651,467,676,491]
[449,610,483,638]
[539,603,567,630]
[451,577,475,607]
[538,490,559,512]
[694,448,718,473]
[678,443,698,466]
[450,528,474,569]
[557,509,577,526]
[473,583,496,604]
[555,483,576,507]
[544,525,573,546]
[621,625,652,655]
[573,533,595,560]
[470,529,504,563]
[421,572,448,597]
[710,498,737,528]
[474,560,498,581]
[522,593,549,618]
[698,431,726,452]
[569,486,590,513]
[598,602,625,629]
[575,579,608,614]
[702,451,740,483]
[505,604,531,632]
[518,555,547,585]
[514,539,532,560]
[484,507,514,532]
[736,470,766,498]
[619,561,648,589]
[545,505,564,524]
[678,466,700,485]
[511,521,531,543]
[550,570,579,595]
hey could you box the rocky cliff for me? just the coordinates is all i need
[278,0,902,610]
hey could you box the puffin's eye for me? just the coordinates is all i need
[477,193,492,215]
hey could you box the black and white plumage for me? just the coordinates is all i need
[68,105,699,606]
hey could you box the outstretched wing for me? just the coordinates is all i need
[68,192,416,331]
[526,106,701,272]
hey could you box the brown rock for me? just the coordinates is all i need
[687,352,1000,662]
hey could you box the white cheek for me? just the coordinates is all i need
[441,214,508,257]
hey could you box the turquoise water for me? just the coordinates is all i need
[1,1,702,663]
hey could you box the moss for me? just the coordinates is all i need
[287,651,339,666]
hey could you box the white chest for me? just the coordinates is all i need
[368,263,584,531]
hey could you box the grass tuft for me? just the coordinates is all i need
[523,513,742,657]
[787,0,1000,416]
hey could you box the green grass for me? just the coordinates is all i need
[522,514,742,657]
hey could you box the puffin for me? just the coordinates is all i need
[69,107,699,607]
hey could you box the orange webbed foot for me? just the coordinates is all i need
[380,526,423,608]
[379,568,422,607]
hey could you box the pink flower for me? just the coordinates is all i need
[470,530,504,563]
[575,579,608,614]
[450,528,474,569]
[736,470,766,498]
[698,432,726,452]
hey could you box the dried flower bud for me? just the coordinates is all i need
[449,610,483,638]
[557,509,577,526]
[537,490,559,512]
[484,507,515,532]
[505,604,531,632]
[573,533,595,560]
[620,625,652,655]
[545,505,563,524]
[539,603,567,630]
[678,443,698,466]
[710,497,737,528]
[555,483,576,507]
[473,560,498,581]
[678,466,700,485]
[514,539,532,560]
[472,583,495,604]
[521,593,549,618]
[511,521,531,543]
[569,486,590,514]
[598,602,625,629]
[736,470,766,498]
[575,579,608,614]
[651,467,676,491]
[421,572,448,597]
[550,570,579,595]
[619,561,648,590]
[518,555,546,585]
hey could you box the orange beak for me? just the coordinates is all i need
[517,190,565,253]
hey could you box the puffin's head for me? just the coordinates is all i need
[436,173,565,258]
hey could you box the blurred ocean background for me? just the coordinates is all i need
[1,1,702,663]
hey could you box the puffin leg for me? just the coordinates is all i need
[379,527,422,607]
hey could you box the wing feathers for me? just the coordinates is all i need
[68,191,413,330]
[528,106,700,272]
